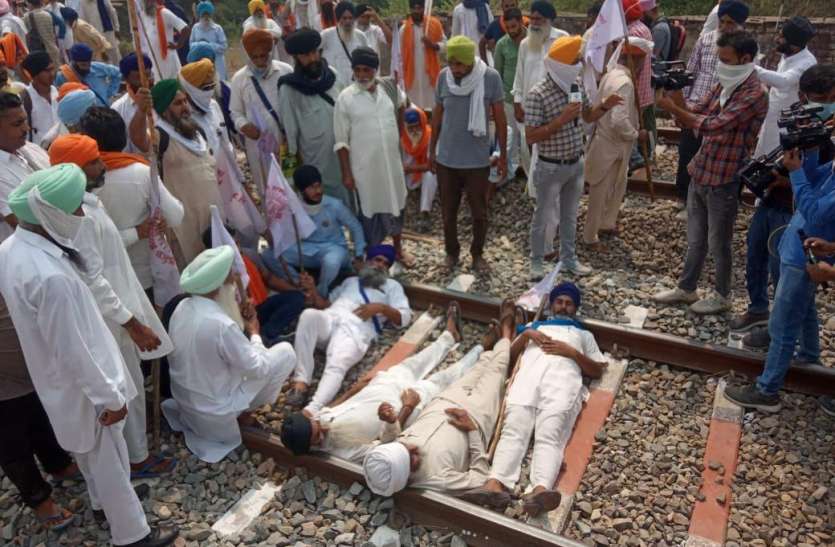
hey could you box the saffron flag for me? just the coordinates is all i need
[264,155,316,257]
[210,205,250,289]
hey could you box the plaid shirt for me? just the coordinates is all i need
[628,20,653,109]
[525,75,588,160]
[685,30,720,105]
[688,72,768,187]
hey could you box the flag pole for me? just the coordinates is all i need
[291,213,305,275]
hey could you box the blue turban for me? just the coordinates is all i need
[717,0,749,24]
[404,109,420,124]
[69,43,93,63]
[58,89,96,126]
[59,6,78,23]
[549,282,581,308]
[187,41,217,63]
[366,244,396,265]
[119,53,153,78]
[197,1,214,17]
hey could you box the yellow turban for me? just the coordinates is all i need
[446,36,476,66]
[180,58,215,87]
[547,35,583,64]
[248,0,265,15]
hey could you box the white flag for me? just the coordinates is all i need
[210,205,250,288]
[583,0,628,101]
[423,0,434,35]
[147,160,181,307]
[516,262,562,312]
[215,144,266,241]
[264,156,316,257]
[390,21,402,82]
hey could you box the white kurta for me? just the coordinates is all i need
[26,84,59,148]
[163,296,296,462]
[320,27,369,87]
[76,0,120,62]
[451,3,492,45]
[134,2,187,81]
[0,13,27,41]
[511,27,568,106]
[753,48,818,157]
[404,22,447,111]
[0,143,50,243]
[333,83,408,217]
[359,23,387,56]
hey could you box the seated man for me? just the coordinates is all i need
[261,165,367,297]
[162,246,297,463]
[401,107,436,232]
[288,244,412,413]
[281,303,493,463]
[361,299,516,497]
[460,282,607,517]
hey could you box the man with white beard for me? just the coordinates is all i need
[162,245,297,463]
[243,0,283,62]
[286,244,412,414]
[135,0,188,81]
[320,2,369,87]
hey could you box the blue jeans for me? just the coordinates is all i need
[529,158,584,265]
[260,244,350,297]
[756,264,820,396]
[745,205,792,314]
[256,292,306,345]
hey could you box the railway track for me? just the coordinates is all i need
[242,282,834,546]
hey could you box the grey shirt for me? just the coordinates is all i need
[652,19,672,62]
[434,66,504,169]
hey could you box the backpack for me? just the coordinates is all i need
[667,19,687,61]
[25,12,45,53]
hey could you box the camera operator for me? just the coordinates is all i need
[654,30,767,315]
[802,236,835,416]
[799,64,835,164]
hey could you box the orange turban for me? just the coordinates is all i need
[180,58,215,87]
[48,134,100,168]
[242,29,274,56]
[622,0,643,22]
[57,82,89,101]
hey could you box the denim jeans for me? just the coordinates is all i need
[756,264,820,396]
[529,158,584,266]
[256,292,306,345]
[261,244,350,298]
[745,204,792,314]
[675,129,702,202]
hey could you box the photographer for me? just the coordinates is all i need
[654,30,767,315]
[799,64,835,164]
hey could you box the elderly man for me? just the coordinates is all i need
[582,39,649,249]
[288,244,412,413]
[281,304,486,462]
[335,47,409,263]
[21,52,59,147]
[430,36,506,274]
[111,53,155,154]
[79,106,184,303]
[277,29,348,207]
[60,7,112,62]
[361,299,515,497]
[136,0,188,81]
[230,29,292,198]
[243,0,283,62]
[451,0,493,47]
[1,164,178,546]
[76,0,120,63]
[321,2,369,87]
[152,78,225,267]
[461,283,607,516]
[162,246,297,463]
[54,43,120,106]
[190,1,228,81]
[402,107,436,231]
[623,0,655,171]
[262,164,366,297]
[400,0,445,112]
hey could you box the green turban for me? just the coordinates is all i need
[151,79,181,115]
[180,245,235,295]
[8,164,86,225]
[446,36,476,66]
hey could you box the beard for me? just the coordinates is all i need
[86,173,105,191]
[355,78,375,90]
[407,128,422,143]
[302,193,322,205]
[75,66,91,77]
[174,115,199,140]
[338,25,354,41]
[214,283,245,330]
[359,266,388,290]
[776,42,793,54]
[527,25,548,52]
[300,59,324,79]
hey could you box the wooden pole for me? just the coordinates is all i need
[625,48,655,201]
[291,213,305,275]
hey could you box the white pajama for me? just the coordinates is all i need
[121,343,147,464]
[406,170,437,213]
[74,420,150,545]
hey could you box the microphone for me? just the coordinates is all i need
[569,83,582,127]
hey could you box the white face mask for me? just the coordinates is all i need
[716,61,754,106]
[544,58,582,95]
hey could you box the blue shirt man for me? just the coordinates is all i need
[54,44,121,106]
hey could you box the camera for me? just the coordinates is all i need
[737,146,788,199]
[777,102,831,150]
[650,61,696,91]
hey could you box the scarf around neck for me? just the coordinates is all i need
[445,58,488,137]
[278,60,337,97]
[156,118,208,155]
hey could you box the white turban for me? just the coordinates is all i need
[362,442,411,497]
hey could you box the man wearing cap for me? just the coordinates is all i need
[400,0,446,112]
[60,7,112,63]
[190,1,228,81]
[355,4,391,57]
[111,53,155,154]
[54,43,120,106]
[152,78,225,267]
[136,0,188,81]
[288,244,412,413]
[431,35,506,273]
[401,106,436,231]
[243,0,283,62]
[231,29,293,198]
[76,0,120,64]
[335,47,409,264]
[583,39,649,249]
[261,164,366,298]
[281,303,484,463]
[452,0,493,49]
[321,2,370,87]
[0,164,179,546]
[21,51,59,147]
[461,283,607,517]
[361,299,515,498]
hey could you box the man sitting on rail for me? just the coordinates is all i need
[459,282,607,517]
[280,303,495,463]
[360,299,516,497]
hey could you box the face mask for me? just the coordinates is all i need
[807,101,835,122]
[716,61,754,106]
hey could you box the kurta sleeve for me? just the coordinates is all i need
[378,420,402,443]
[451,8,462,38]
[213,26,228,54]
[230,72,250,132]
[164,9,188,33]
[333,93,351,152]
[334,200,366,256]
[217,322,293,380]
[581,331,605,362]
[158,177,185,227]
[83,229,133,326]
[755,64,808,91]
[103,63,122,100]
[384,281,411,328]
[608,82,640,141]
[119,228,139,247]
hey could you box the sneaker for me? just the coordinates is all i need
[723,384,781,413]
[729,311,769,332]
[690,292,730,315]
[819,396,835,417]
[742,326,770,350]
[653,287,699,305]
[563,261,592,276]
[123,526,179,547]
[530,258,544,281]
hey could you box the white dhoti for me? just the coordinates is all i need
[405,170,437,214]
[120,340,147,465]
[503,102,522,176]
[74,420,151,545]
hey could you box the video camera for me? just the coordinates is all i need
[737,146,788,199]
[777,102,831,150]
[651,61,695,91]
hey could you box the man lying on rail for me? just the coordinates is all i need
[461,282,607,517]
[280,302,492,463]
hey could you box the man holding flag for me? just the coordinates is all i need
[399,0,445,112]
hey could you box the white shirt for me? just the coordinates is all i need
[512,27,568,104]
[135,2,187,80]
[0,143,50,243]
[320,27,369,87]
[699,3,720,40]
[230,60,293,139]
[327,277,412,346]
[334,83,408,217]
[0,13,27,41]
[111,92,157,154]
[27,84,60,147]
[358,23,386,56]
[242,15,283,60]
[451,3,493,44]
[0,228,136,453]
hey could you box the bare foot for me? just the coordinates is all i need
[34,498,74,531]
[446,301,462,343]
[480,319,500,350]
[499,298,516,339]
[237,412,257,428]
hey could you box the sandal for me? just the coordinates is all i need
[522,489,562,518]
[480,319,501,350]
[36,507,74,532]
[130,454,178,480]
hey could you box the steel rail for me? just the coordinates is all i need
[627,173,757,205]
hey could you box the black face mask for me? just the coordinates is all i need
[74,64,91,77]
[776,42,795,55]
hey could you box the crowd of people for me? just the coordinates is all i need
[0,0,833,544]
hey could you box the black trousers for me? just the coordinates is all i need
[676,128,703,202]
[0,392,72,508]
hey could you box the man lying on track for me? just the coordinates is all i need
[280,302,491,463]
[360,299,516,497]
[460,282,607,517]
